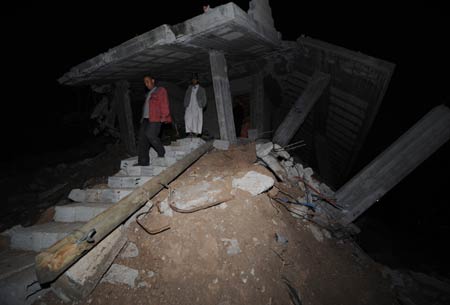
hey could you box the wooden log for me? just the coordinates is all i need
[35,141,213,284]
[272,71,330,146]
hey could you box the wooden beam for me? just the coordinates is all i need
[273,71,330,146]
[335,105,450,225]
[35,142,213,284]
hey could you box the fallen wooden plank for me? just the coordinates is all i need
[35,141,213,284]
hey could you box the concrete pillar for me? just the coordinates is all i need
[336,105,450,225]
[272,71,330,146]
[209,50,236,143]
[250,72,264,137]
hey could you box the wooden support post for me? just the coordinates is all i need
[250,71,264,136]
[272,71,330,146]
[209,50,237,143]
[114,80,136,155]
[336,105,450,225]
[35,142,213,284]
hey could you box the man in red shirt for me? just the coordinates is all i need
[136,75,172,166]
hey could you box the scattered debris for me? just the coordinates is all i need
[255,142,273,158]
[275,232,288,244]
[213,139,230,150]
[307,224,324,242]
[232,171,274,196]
[120,242,139,259]
[169,181,234,212]
[158,199,173,217]
[221,238,241,256]
[101,264,139,288]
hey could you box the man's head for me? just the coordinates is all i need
[144,75,156,90]
[191,73,199,86]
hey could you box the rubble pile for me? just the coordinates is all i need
[256,141,338,227]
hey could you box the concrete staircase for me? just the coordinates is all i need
[2,137,206,252]
[0,137,206,304]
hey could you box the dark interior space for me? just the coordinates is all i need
[0,1,449,304]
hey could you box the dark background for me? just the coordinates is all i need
[1,1,449,276]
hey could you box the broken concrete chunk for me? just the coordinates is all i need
[232,171,274,196]
[319,183,335,197]
[307,224,324,242]
[221,238,241,255]
[273,144,290,159]
[213,139,230,150]
[159,199,173,217]
[120,242,139,259]
[275,232,288,244]
[256,142,273,158]
[101,264,139,288]
[52,226,127,301]
[170,181,233,211]
[247,128,258,141]
[260,154,288,181]
[68,189,86,202]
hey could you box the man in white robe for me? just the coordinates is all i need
[184,74,207,136]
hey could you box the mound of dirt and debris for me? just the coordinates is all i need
[34,142,399,305]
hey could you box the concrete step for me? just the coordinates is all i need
[54,203,112,222]
[5,222,85,252]
[174,137,205,147]
[165,150,188,160]
[107,176,152,188]
[165,144,193,153]
[120,146,190,170]
[68,188,133,203]
[123,165,166,177]
[152,156,176,167]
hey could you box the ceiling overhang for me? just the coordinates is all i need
[59,2,280,86]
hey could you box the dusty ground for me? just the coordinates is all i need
[35,144,398,305]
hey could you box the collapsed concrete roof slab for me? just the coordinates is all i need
[59,2,280,86]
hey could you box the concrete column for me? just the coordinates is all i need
[114,80,136,155]
[272,71,330,146]
[336,105,450,225]
[209,50,236,143]
[250,71,264,136]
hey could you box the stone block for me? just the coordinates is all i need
[54,203,111,222]
[6,222,84,252]
[213,139,230,150]
[52,226,127,302]
[108,176,152,188]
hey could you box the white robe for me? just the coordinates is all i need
[185,85,203,134]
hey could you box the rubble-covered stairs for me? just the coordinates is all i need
[3,138,206,252]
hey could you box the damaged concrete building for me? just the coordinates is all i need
[1,1,450,304]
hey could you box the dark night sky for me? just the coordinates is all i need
[1,1,449,274]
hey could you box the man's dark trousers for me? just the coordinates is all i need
[137,120,165,165]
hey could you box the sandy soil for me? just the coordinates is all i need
[35,143,398,305]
